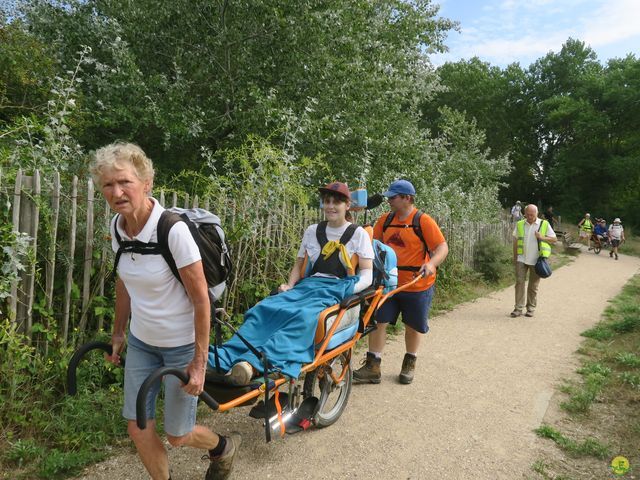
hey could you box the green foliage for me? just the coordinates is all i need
[430,40,640,228]
[619,372,640,390]
[615,352,640,368]
[0,19,56,129]
[580,324,614,341]
[20,0,456,185]
[0,320,126,479]
[37,448,106,478]
[534,425,610,459]
[560,362,610,414]
[473,235,510,282]
[3,438,45,467]
[0,194,31,310]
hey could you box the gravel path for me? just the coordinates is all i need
[77,251,640,480]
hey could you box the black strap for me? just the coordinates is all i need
[381,210,431,270]
[311,222,359,277]
[537,220,549,252]
[315,221,358,247]
[382,210,429,257]
[111,211,181,282]
[397,265,422,272]
[155,211,184,283]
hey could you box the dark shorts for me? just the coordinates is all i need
[611,239,621,247]
[376,285,435,334]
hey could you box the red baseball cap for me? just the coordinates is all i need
[318,182,350,200]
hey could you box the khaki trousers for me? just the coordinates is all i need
[514,262,541,312]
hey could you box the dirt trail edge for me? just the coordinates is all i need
[77,252,640,480]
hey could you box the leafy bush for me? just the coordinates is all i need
[473,235,510,282]
[0,321,126,479]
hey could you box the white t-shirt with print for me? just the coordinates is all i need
[608,224,624,240]
[297,222,374,277]
[512,218,556,266]
[111,198,201,347]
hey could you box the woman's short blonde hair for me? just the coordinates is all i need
[90,142,155,187]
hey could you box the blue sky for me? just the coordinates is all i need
[431,0,640,68]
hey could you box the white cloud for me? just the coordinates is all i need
[581,0,640,46]
[433,0,640,66]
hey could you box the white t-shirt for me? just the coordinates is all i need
[297,222,374,277]
[111,198,201,347]
[608,224,624,240]
[512,218,556,266]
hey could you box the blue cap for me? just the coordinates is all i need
[383,179,416,197]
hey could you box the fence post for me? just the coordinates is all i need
[45,171,61,311]
[62,176,78,346]
[12,170,40,338]
[8,169,22,322]
[78,178,95,334]
[97,199,111,333]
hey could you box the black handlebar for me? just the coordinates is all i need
[136,367,219,430]
[67,341,120,396]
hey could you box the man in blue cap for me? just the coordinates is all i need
[354,179,448,384]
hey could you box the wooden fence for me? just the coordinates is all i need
[1,170,512,347]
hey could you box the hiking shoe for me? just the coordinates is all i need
[615,254,619,260]
[228,362,253,386]
[525,311,534,317]
[510,310,523,318]
[399,353,417,384]
[610,251,614,257]
[353,352,381,384]
[205,432,242,480]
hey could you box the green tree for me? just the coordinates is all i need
[22,0,456,186]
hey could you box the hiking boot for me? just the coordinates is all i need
[510,310,523,318]
[399,353,417,384]
[205,432,242,480]
[615,254,619,260]
[353,352,381,384]
[525,311,534,317]
[610,251,614,257]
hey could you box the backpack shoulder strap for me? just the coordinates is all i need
[315,221,329,247]
[382,212,395,233]
[111,215,123,279]
[412,210,430,257]
[156,210,184,284]
[113,214,123,245]
[339,223,358,245]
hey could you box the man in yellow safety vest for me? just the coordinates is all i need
[511,204,557,318]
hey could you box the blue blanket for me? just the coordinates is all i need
[208,275,358,378]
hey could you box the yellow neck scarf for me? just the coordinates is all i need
[320,241,353,272]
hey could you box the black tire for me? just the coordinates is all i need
[302,352,352,428]
[594,245,601,254]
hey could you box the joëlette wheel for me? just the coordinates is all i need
[302,352,352,428]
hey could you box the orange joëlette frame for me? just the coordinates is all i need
[214,273,425,412]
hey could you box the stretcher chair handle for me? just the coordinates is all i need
[339,286,376,309]
[67,341,124,396]
[136,367,219,430]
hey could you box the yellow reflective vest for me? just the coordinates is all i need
[516,219,552,258]
[580,218,593,232]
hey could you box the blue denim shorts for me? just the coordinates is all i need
[376,285,435,334]
[123,334,197,437]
